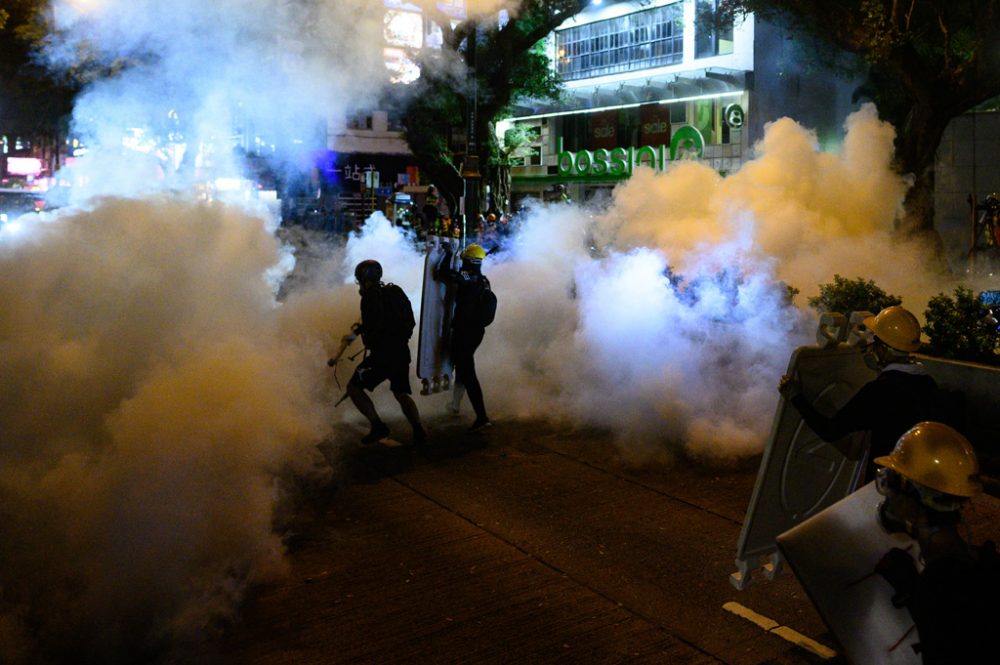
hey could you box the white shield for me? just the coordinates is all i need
[732,332,875,588]
[416,235,459,394]
[777,482,921,665]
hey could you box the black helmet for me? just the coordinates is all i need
[354,260,383,284]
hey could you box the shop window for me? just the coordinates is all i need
[668,103,687,125]
[691,99,737,145]
[693,100,715,144]
[695,0,734,59]
[559,115,591,152]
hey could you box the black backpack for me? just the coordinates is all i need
[381,283,416,340]
[474,276,497,327]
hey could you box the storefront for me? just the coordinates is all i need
[500,0,753,205]
[503,72,749,204]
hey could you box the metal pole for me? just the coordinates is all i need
[462,26,481,246]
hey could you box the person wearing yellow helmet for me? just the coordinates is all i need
[477,212,500,252]
[870,422,997,664]
[435,243,495,431]
[779,304,944,484]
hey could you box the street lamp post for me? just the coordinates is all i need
[461,26,481,245]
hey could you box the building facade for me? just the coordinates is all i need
[499,0,858,206]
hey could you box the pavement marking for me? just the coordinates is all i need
[723,602,838,661]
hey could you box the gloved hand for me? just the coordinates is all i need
[777,373,801,401]
[875,547,918,604]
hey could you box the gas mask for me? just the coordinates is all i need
[876,467,963,536]
[861,334,892,371]
[862,346,881,372]
[876,467,914,535]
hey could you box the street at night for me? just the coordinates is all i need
[208,417,1000,665]
[4,1,1000,663]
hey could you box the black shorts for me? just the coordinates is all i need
[351,348,412,394]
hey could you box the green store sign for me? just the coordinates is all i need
[556,126,706,180]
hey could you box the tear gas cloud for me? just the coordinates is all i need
[409,0,522,18]
[2,1,542,660]
[475,105,969,462]
[45,0,389,201]
[280,106,961,468]
[0,200,345,663]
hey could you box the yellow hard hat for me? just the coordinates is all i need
[874,422,982,498]
[863,305,921,352]
[461,244,486,261]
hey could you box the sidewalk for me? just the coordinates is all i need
[208,418,1000,664]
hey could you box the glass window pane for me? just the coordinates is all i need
[555,2,683,81]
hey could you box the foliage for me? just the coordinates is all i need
[400,0,588,215]
[784,284,800,306]
[0,0,79,142]
[722,0,1000,241]
[922,286,1000,366]
[807,274,902,315]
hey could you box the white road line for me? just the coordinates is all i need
[723,601,838,660]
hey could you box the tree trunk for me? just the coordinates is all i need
[491,164,511,216]
[893,104,949,269]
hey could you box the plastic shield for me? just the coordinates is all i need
[732,335,875,589]
[777,482,921,665]
[416,235,459,394]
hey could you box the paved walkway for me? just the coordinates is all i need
[207,418,1000,665]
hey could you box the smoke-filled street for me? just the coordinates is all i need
[207,418,1000,665]
[2,82,996,665]
[4,0,1000,663]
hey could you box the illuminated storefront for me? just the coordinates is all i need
[501,0,855,205]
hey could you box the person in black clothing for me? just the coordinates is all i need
[870,422,996,665]
[422,185,441,234]
[435,243,491,431]
[345,259,427,446]
[779,305,940,484]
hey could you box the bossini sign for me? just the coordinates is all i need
[557,126,705,179]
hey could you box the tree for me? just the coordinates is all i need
[806,274,902,314]
[923,286,1000,365]
[723,0,1000,254]
[0,0,79,171]
[400,0,588,218]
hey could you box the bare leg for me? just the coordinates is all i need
[393,391,427,444]
[347,382,381,425]
[393,391,423,429]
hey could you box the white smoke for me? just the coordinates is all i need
[0,198,351,662]
[45,0,388,202]
[313,105,959,466]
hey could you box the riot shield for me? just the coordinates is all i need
[416,235,459,395]
[777,482,921,665]
[731,313,875,589]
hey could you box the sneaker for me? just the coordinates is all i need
[469,417,492,432]
[361,421,390,444]
[412,425,428,448]
[446,402,461,416]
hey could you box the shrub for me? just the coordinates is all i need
[922,286,1000,366]
[807,275,902,315]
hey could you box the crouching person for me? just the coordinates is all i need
[873,422,998,664]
